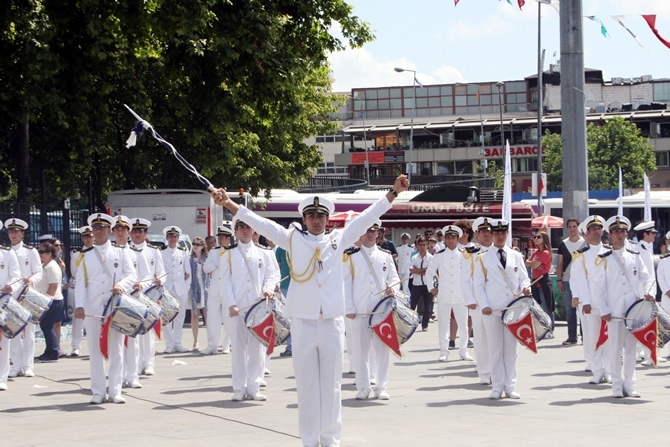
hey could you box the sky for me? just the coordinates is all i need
[328,0,670,92]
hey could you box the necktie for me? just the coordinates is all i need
[498,248,506,268]
[419,258,424,285]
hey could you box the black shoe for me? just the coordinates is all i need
[279,350,292,357]
[562,339,578,346]
[448,340,456,350]
[467,339,474,348]
[422,327,428,332]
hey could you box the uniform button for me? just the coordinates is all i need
[318,284,322,288]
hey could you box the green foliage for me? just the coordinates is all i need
[485,160,504,188]
[0,0,373,206]
[542,117,655,191]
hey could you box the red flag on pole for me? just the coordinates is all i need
[454,0,460,5]
[643,15,670,49]
[518,0,525,10]
[505,312,538,353]
[631,318,658,366]
[595,319,608,351]
[153,321,162,340]
[100,316,113,360]
[250,313,276,355]
[372,311,402,357]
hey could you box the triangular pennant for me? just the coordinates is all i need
[642,15,670,50]
[124,335,128,348]
[631,318,658,366]
[372,311,402,357]
[153,321,162,340]
[100,316,113,360]
[454,0,460,5]
[505,312,538,353]
[517,0,525,10]
[250,312,276,355]
[595,319,609,351]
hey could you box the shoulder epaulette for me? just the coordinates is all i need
[0,245,10,250]
[661,253,670,259]
[626,248,640,255]
[112,242,124,248]
[466,245,481,254]
[82,246,94,253]
[178,246,187,251]
[436,248,446,254]
[214,246,221,250]
[24,244,35,250]
[603,244,612,249]
[598,250,613,258]
[71,248,80,254]
[576,245,590,254]
[640,244,647,251]
[226,242,238,249]
[130,246,142,252]
[378,247,392,255]
[161,246,168,250]
[255,243,271,250]
[146,243,160,250]
[344,246,361,255]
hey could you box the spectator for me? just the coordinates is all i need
[189,236,210,351]
[205,235,216,251]
[36,242,64,362]
[410,236,434,331]
[427,237,437,255]
[525,232,556,338]
[435,230,445,251]
[376,227,398,261]
[556,218,584,346]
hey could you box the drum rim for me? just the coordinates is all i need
[369,295,395,327]
[244,300,273,326]
[624,299,653,330]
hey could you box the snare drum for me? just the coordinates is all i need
[501,296,553,341]
[369,296,421,346]
[624,299,670,348]
[0,308,8,332]
[145,286,180,325]
[0,293,32,339]
[394,290,411,308]
[103,293,149,337]
[130,289,163,334]
[244,300,291,347]
[18,285,53,324]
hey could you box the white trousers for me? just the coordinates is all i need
[579,306,606,376]
[483,314,518,394]
[663,297,670,357]
[292,317,344,447]
[205,295,231,351]
[470,309,490,377]
[353,317,388,393]
[71,317,84,351]
[0,334,9,383]
[229,314,264,395]
[163,290,189,349]
[606,320,637,392]
[344,317,357,373]
[10,324,35,373]
[138,330,155,371]
[123,335,140,382]
[85,318,124,397]
[437,302,468,357]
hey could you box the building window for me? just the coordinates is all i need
[515,158,538,172]
[317,162,349,175]
[653,82,670,101]
[437,162,454,174]
[455,161,473,174]
[655,151,669,167]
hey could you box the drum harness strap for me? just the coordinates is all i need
[498,264,520,297]
[360,247,386,296]
[93,247,115,288]
[237,245,262,302]
[610,250,643,300]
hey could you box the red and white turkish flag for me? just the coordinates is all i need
[99,315,113,360]
[631,317,658,366]
[595,319,609,351]
[505,312,538,353]
[251,312,276,356]
[372,311,402,357]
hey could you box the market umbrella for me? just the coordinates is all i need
[326,210,361,230]
[531,215,564,229]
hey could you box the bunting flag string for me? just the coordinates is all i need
[612,15,648,50]
[586,16,610,38]
[643,15,670,49]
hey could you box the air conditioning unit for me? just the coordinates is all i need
[632,77,641,84]
[611,77,623,85]
[623,78,632,84]
[641,75,652,83]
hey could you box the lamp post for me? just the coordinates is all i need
[394,67,417,184]
[351,95,370,186]
[537,0,551,215]
[496,81,505,172]
[457,83,487,177]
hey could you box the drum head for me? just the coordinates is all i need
[369,296,419,346]
[502,296,551,342]
[0,294,31,339]
[245,301,290,347]
[624,299,654,331]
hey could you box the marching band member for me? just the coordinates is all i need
[473,220,531,400]
[5,218,43,379]
[426,225,473,362]
[73,213,137,404]
[221,218,278,401]
[569,215,610,384]
[344,219,400,401]
[211,174,408,447]
[0,221,22,390]
[70,226,94,357]
[130,218,166,376]
[656,242,670,359]
[202,223,234,355]
[160,226,192,353]
[600,216,654,398]
[396,232,414,292]
[463,217,494,385]
[633,221,658,366]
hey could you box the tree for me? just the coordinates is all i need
[542,117,656,191]
[0,0,374,207]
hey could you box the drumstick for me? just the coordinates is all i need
[374,277,410,296]
[491,305,522,313]
[138,273,167,284]
[354,311,385,317]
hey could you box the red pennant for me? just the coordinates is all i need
[631,318,658,366]
[454,0,460,5]
[153,321,162,340]
[518,0,525,10]
[124,335,128,348]
[250,313,276,355]
[643,15,670,50]
[100,316,112,360]
[505,312,538,353]
[372,311,402,357]
[595,319,608,351]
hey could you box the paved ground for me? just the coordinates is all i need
[2,321,670,446]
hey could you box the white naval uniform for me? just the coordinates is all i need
[132,242,166,372]
[233,195,392,447]
[203,246,232,353]
[161,246,192,350]
[9,241,43,375]
[473,246,530,395]
[396,244,414,291]
[221,241,278,396]
[69,249,85,353]
[0,247,22,385]
[425,246,470,358]
[657,254,670,357]
[344,245,400,394]
[569,243,608,378]
[74,241,137,398]
[462,244,491,380]
[122,245,151,385]
[600,248,653,394]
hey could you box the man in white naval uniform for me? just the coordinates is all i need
[473,220,531,400]
[201,223,234,355]
[212,174,408,447]
[222,218,278,401]
[0,221,22,390]
[463,217,494,385]
[656,239,670,359]
[69,226,94,357]
[426,225,473,362]
[632,220,658,366]
[130,218,166,376]
[396,233,414,292]
[5,218,43,378]
[600,216,654,398]
[161,226,191,353]
[344,219,400,401]
[569,215,610,384]
[112,215,150,389]
[73,213,137,404]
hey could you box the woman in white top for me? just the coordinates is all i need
[189,237,210,351]
[36,242,64,362]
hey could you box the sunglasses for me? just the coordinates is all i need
[533,236,543,239]
[38,249,49,254]
[193,243,204,247]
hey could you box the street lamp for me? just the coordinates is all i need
[496,81,505,172]
[536,0,551,215]
[350,94,370,186]
[394,67,418,184]
[456,82,487,178]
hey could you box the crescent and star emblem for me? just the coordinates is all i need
[379,322,393,339]
[263,325,273,338]
[516,324,533,345]
[644,329,656,345]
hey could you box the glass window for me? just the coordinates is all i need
[428,86,441,96]
[481,95,492,106]
[455,96,467,106]
[506,81,526,93]
[437,162,454,174]
[467,95,479,106]
[479,84,492,94]
[441,86,453,95]
[421,162,432,176]
[390,88,402,98]
[441,107,454,115]
[366,90,378,99]
[429,97,441,107]
[391,109,403,118]
[378,99,390,109]
[378,89,389,99]
[441,96,453,107]
[377,110,391,119]
[366,100,377,110]
[656,151,669,167]
[653,82,670,101]
[467,85,479,95]
[429,108,442,117]
[416,87,428,97]
[515,158,538,172]
[417,97,428,108]
[390,98,402,109]
[455,106,468,115]
[416,108,430,117]
[403,98,414,109]
[455,161,473,174]
[403,87,414,97]
[455,85,467,95]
